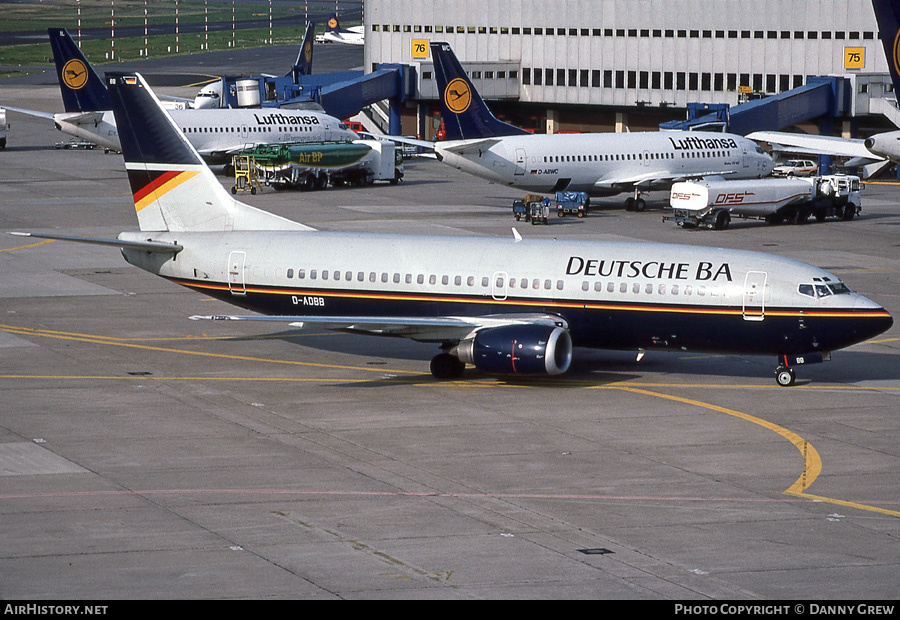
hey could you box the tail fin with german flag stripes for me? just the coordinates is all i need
[105,72,311,233]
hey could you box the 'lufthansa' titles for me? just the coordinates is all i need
[668,136,738,151]
[253,112,321,127]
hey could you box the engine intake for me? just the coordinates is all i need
[455,325,573,375]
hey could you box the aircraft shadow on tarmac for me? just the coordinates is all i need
[216,327,897,385]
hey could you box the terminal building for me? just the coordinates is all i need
[360,0,897,142]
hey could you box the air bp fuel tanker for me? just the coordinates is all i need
[12,73,893,386]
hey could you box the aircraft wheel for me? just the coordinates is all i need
[430,353,466,379]
[625,197,635,211]
[775,366,796,387]
[634,198,646,212]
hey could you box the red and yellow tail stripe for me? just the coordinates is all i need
[129,169,201,214]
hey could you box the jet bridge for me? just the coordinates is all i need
[216,63,415,134]
[660,77,849,136]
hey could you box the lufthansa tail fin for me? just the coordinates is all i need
[48,28,111,113]
[287,21,315,79]
[873,0,900,92]
[430,42,529,141]
[106,72,311,233]
[325,13,342,33]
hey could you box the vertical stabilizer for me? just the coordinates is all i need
[325,13,342,33]
[430,42,529,141]
[106,72,312,233]
[288,21,315,79]
[48,28,112,113]
[873,0,900,92]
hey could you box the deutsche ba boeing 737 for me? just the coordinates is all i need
[2,28,356,163]
[12,72,892,386]
[390,42,773,210]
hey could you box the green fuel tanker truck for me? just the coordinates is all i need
[243,139,403,190]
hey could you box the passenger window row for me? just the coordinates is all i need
[581,280,718,297]
[181,126,314,134]
[283,268,566,291]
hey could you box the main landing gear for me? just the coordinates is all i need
[624,190,647,212]
[430,352,466,379]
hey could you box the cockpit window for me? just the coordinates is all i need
[829,282,851,294]
[798,281,852,298]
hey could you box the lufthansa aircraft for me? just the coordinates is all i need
[393,42,773,210]
[321,14,365,46]
[12,72,892,386]
[748,0,900,174]
[3,28,356,162]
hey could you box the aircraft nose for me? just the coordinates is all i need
[853,296,893,341]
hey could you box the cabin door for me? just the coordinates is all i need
[742,271,767,321]
[514,148,527,175]
[228,250,247,296]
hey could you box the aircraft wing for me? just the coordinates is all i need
[190,312,567,343]
[593,168,736,191]
[747,131,882,161]
[2,105,55,121]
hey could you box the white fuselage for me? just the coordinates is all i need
[322,30,364,45]
[119,229,890,356]
[54,108,357,159]
[435,131,774,197]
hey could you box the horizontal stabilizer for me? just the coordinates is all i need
[2,106,55,120]
[10,231,183,253]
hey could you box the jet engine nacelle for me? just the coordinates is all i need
[455,325,573,375]
[864,130,900,161]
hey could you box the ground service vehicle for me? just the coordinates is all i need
[245,139,402,190]
[555,191,590,217]
[0,108,7,149]
[667,175,862,230]
[772,159,817,177]
[530,200,550,224]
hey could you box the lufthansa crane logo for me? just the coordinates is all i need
[328,18,338,29]
[444,78,471,114]
[894,30,900,78]
[62,59,88,90]
[303,42,312,63]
